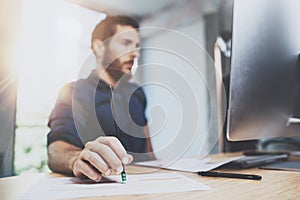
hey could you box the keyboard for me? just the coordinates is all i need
[223,154,289,169]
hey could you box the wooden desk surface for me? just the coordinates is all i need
[1,154,300,200]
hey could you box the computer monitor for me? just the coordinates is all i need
[227,0,300,141]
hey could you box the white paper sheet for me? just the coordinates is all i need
[135,156,242,172]
[19,172,210,200]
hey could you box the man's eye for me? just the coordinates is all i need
[122,41,130,46]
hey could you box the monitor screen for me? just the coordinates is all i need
[227,0,300,141]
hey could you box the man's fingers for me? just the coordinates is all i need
[78,136,133,178]
[96,136,133,164]
[85,141,123,173]
[73,159,102,182]
[122,154,133,165]
[81,150,111,176]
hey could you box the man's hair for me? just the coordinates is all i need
[91,15,139,45]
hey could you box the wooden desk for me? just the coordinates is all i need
[1,156,300,200]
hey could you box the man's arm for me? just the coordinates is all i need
[48,137,133,181]
[48,141,81,175]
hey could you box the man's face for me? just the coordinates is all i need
[103,24,140,79]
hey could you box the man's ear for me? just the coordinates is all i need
[92,39,105,61]
[92,39,103,51]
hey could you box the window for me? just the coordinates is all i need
[15,0,105,174]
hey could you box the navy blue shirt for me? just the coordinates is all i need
[47,72,148,156]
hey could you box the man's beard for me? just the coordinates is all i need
[106,67,125,81]
[102,48,132,81]
[104,59,131,81]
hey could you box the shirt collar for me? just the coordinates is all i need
[87,70,110,90]
[87,70,136,90]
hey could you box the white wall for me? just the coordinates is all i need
[14,0,105,174]
[138,20,218,160]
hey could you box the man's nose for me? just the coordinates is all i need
[130,47,140,58]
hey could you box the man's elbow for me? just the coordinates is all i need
[47,142,59,173]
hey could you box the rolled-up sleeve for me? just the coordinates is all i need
[47,83,84,148]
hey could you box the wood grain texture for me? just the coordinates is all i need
[1,153,299,200]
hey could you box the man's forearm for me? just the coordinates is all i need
[47,140,82,175]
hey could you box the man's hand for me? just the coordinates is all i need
[70,136,133,182]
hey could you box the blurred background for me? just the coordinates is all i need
[1,0,241,177]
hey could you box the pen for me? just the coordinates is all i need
[121,164,127,184]
[198,171,262,180]
[109,85,127,184]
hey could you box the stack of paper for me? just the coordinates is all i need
[19,172,210,199]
